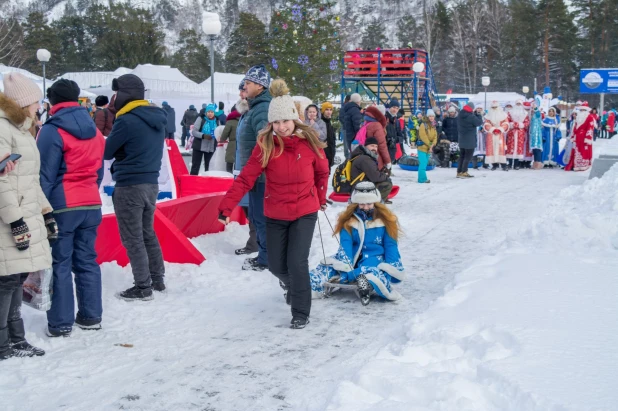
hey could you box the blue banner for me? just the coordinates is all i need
[580,69,618,94]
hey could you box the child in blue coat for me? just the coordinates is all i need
[310,182,405,301]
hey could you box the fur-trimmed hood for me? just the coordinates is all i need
[0,93,32,130]
[364,106,387,128]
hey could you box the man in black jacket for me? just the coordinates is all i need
[339,95,351,158]
[350,137,393,202]
[180,105,198,148]
[321,102,337,169]
[385,98,404,164]
[456,102,484,178]
[344,93,363,155]
[161,101,176,139]
[434,106,458,167]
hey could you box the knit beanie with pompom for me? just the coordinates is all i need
[268,79,299,123]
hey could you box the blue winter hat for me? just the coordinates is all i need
[244,64,271,89]
[388,97,400,108]
[239,80,245,91]
[415,110,422,115]
[189,104,195,110]
[202,103,207,109]
[162,101,169,106]
[206,103,217,113]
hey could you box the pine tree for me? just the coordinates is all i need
[225,12,269,73]
[360,18,389,50]
[170,29,211,83]
[53,14,96,73]
[268,1,343,101]
[87,4,166,70]
[21,12,61,77]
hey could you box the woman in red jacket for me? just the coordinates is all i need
[364,105,391,170]
[218,79,329,329]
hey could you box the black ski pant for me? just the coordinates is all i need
[241,206,258,252]
[0,273,28,354]
[457,148,474,174]
[190,150,215,175]
[266,212,317,320]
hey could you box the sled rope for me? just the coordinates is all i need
[317,213,328,268]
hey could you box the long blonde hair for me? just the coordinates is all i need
[334,203,401,241]
[256,79,326,167]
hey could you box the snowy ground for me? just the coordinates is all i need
[2,143,616,411]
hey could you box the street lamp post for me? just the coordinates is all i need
[482,76,490,111]
[412,62,425,113]
[522,86,529,99]
[37,49,51,96]
[202,13,222,104]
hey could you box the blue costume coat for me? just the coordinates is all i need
[542,116,561,165]
[310,212,405,300]
[529,110,543,151]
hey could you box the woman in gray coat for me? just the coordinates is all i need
[304,104,327,142]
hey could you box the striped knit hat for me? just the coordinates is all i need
[3,73,42,108]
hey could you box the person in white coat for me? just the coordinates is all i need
[0,73,55,360]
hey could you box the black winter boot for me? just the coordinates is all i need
[117,286,153,301]
[290,317,310,329]
[75,315,102,331]
[242,257,268,271]
[0,327,13,361]
[11,341,45,357]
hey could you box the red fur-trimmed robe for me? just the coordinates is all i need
[565,114,594,172]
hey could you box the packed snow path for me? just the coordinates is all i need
[1,166,587,411]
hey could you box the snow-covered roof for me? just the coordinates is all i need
[202,72,246,104]
[469,92,526,107]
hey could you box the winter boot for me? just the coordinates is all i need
[46,327,72,338]
[357,275,372,306]
[491,164,499,171]
[234,247,256,256]
[242,257,268,271]
[75,315,102,331]
[456,173,466,179]
[117,286,153,302]
[11,341,45,357]
[290,317,310,329]
[152,281,166,292]
[462,172,475,178]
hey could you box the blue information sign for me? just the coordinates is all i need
[580,69,618,94]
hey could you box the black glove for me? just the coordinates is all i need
[10,218,30,251]
[44,212,58,244]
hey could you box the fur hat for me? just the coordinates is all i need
[365,136,379,146]
[350,93,362,104]
[267,79,299,123]
[376,104,386,115]
[244,64,271,89]
[448,106,457,113]
[2,72,42,108]
[95,95,109,107]
[364,105,387,128]
[351,181,381,205]
[321,101,333,113]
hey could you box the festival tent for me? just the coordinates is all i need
[1,64,97,100]
[201,72,245,106]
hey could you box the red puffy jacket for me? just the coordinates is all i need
[364,106,390,169]
[219,134,329,221]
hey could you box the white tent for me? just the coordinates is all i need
[1,65,95,101]
[469,92,526,108]
[201,72,245,105]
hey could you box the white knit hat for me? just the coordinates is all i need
[3,72,42,108]
[351,181,381,204]
[268,79,300,123]
[350,93,362,103]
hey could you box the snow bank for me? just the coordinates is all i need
[321,165,618,411]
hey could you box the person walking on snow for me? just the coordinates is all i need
[219,105,241,173]
[457,102,484,178]
[417,109,438,183]
[38,80,105,337]
[161,101,176,140]
[304,104,327,143]
[309,182,405,303]
[93,95,113,136]
[320,102,337,169]
[180,105,198,148]
[104,74,167,301]
[218,79,329,330]
[236,64,272,271]
[190,104,218,174]
[385,98,404,165]
[0,73,52,359]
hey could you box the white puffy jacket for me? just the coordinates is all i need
[0,94,52,277]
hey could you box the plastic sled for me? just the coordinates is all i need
[398,164,435,172]
[328,185,400,203]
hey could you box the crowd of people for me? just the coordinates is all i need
[0,59,603,357]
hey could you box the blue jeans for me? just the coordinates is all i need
[248,182,268,266]
[533,148,542,162]
[47,209,103,333]
[418,151,429,183]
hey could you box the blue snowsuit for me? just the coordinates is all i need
[310,211,405,300]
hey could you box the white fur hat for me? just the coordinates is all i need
[376,104,386,115]
[268,79,300,123]
[351,181,381,204]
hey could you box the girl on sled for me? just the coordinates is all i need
[310,182,405,305]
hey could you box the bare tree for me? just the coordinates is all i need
[0,19,25,68]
